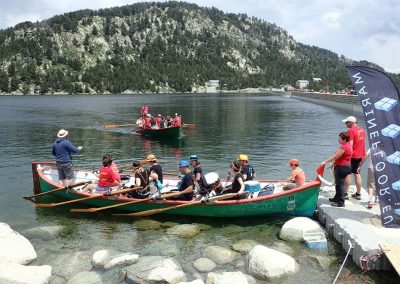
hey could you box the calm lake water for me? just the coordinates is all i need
[0,93,395,283]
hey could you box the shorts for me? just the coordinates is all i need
[351,158,362,174]
[92,185,111,194]
[56,161,74,180]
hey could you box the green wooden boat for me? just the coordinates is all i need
[31,162,321,217]
[135,125,181,139]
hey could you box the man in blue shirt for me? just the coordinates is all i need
[52,129,83,187]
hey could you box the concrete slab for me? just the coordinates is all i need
[317,185,400,271]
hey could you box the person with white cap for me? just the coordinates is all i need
[342,115,366,200]
[52,129,83,187]
[155,114,162,128]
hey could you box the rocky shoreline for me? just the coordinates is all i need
[0,218,327,284]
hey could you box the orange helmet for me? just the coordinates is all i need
[288,159,300,166]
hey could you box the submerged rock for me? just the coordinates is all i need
[125,256,186,283]
[231,239,259,253]
[193,258,216,272]
[206,271,256,284]
[0,222,37,264]
[203,246,239,264]
[280,217,324,241]
[167,224,201,238]
[247,245,299,280]
[134,219,163,230]
[22,225,63,241]
[0,261,52,284]
[66,271,102,284]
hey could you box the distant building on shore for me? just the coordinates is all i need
[312,77,322,82]
[296,80,309,89]
[206,80,220,93]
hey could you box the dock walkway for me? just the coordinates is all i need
[317,185,400,272]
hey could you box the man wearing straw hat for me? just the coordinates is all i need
[52,129,83,187]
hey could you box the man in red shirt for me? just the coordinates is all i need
[342,116,366,200]
[144,114,152,128]
[172,113,181,127]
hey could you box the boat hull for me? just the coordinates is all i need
[32,162,320,217]
[135,126,181,139]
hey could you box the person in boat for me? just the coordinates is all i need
[237,154,256,181]
[142,154,163,192]
[159,116,165,128]
[189,155,207,196]
[320,131,353,207]
[129,161,152,199]
[140,104,149,118]
[155,114,162,128]
[165,115,172,128]
[88,155,121,194]
[144,114,152,128]
[172,113,181,127]
[103,153,121,182]
[150,115,157,128]
[223,161,245,194]
[52,129,83,187]
[281,159,306,190]
[173,160,194,200]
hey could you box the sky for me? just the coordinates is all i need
[1,0,399,73]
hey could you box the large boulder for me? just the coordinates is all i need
[0,222,37,264]
[104,253,139,269]
[125,256,186,283]
[66,271,102,284]
[279,217,324,241]
[203,246,239,264]
[178,281,205,284]
[0,261,52,284]
[206,271,256,284]
[247,245,298,280]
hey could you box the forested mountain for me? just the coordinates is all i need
[0,1,396,94]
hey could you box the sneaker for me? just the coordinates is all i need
[351,192,362,200]
[329,197,338,202]
[344,193,349,200]
[375,196,379,203]
[331,202,345,207]
[367,201,373,209]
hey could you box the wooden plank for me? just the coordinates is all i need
[379,243,400,276]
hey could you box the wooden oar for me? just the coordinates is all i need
[104,123,136,129]
[70,191,183,213]
[23,181,90,199]
[119,192,242,217]
[34,186,142,208]
[182,123,196,128]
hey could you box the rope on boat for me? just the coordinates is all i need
[332,240,353,284]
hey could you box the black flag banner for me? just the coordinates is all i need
[346,66,400,228]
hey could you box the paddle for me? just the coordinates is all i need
[34,186,142,208]
[69,191,183,213]
[104,123,136,129]
[23,181,90,199]
[182,123,196,128]
[120,192,242,217]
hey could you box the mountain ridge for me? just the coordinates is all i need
[0,1,396,94]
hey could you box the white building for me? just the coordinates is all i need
[296,80,309,89]
[206,80,220,93]
[312,77,322,82]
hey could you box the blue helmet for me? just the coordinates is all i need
[189,155,198,161]
[178,160,189,167]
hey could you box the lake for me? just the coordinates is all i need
[0,93,394,283]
